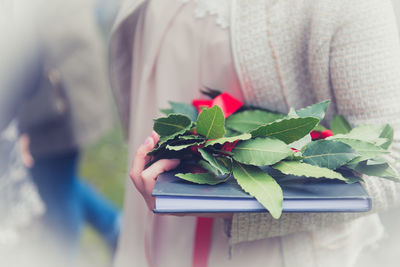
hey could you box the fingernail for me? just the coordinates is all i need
[144,136,153,146]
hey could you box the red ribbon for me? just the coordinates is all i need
[192,217,214,267]
[191,92,241,267]
[192,92,243,118]
[192,99,213,112]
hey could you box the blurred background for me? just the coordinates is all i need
[1,0,126,266]
[1,0,400,267]
[77,125,127,267]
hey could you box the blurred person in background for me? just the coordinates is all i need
[0,1,45,263]
[95,0,122,39]
[1,0,121,266]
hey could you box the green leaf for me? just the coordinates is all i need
[272,161,351,183]
[313,124,327,131]
[224,128,241,137]
[154,114,192,137]
[198,148,230,175]
[160,108,174,115]
[347,161,400,182]
[296,100,330,120]
[196,106,226,139]
[218,157,233,171]
[379,124,394,149]
[226,110,284,133]
[289,134,311,150]
[199,157,232,176]
[176,172,228,185]
[148,135,180,156]
[366,157,387,165]
[210,148,234,156]
[232,138,293,166]
[331,124,387,146]
[198,160,222,176]
[204,133,252,147]
[166,140,205,151]
[147,144,166,156]
[169,101,199,121]
[287,108,299,118]
[178,135,205,141]
[251,117,319,144]
[150,132,202,155]
[336,168,365,183]
[333,138,389,161]
[330,115,352,135]
[286,151,303,161]
[303,140,358,169]
[232,162,283,219]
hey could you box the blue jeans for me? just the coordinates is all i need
[30,151,119,261]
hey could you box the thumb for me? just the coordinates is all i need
[142,158,180,198]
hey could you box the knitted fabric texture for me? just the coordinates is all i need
[230,0,400,246]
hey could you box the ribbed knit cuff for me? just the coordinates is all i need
[229,211,366,245]
[230,213,273,244]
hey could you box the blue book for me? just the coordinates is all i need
[152,167,371,213]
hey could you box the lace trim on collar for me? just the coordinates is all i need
[180,0,231,29]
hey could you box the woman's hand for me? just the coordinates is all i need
[19,134,34,168]
[130,131,233,219]
[129,131,180,210]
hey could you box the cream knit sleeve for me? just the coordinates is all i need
[230,0,400,245]
[329,0,400,212]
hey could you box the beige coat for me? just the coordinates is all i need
[110,0,400,266]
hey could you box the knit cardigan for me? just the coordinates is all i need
[110,0,400,265]
[229,0,400,245]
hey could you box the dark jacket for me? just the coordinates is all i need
[2,1,113,158]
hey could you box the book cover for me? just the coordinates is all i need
[152,167,371,213]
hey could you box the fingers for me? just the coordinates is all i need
[129,132,180,210]
[151,130,160,144]
[19,134,34,168]
[142,159,180,210]
[130,136,156,193]
[142,158,180,199]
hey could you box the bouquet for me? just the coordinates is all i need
[149,89,399,218]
